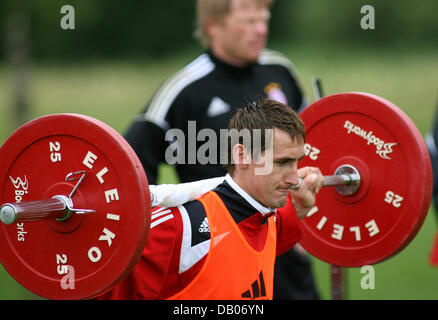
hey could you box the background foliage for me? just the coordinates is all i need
[0,0,437,62]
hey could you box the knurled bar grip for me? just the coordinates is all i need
[290,173,361,190]
[0,197,67,225]
[322,173,360,187]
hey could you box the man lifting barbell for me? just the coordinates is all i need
[97,98,323,299]
[0,92,432,299]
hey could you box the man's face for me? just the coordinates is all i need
[209,0,270,66]
[243,128,304,208]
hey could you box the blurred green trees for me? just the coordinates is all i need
[1,0,437,62]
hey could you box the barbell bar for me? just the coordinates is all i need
[0,164,361,225]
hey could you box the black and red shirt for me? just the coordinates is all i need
[97,174,302,299]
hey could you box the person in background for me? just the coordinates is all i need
[425,99,438,212]
[425,98,438,266]
[124,0,320,299]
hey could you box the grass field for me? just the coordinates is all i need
[0,44,437,300]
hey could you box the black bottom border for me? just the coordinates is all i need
[1,299,435,318]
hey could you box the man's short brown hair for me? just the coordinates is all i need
[225,98,305,174]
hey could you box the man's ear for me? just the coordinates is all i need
[205,17,221,39]
[232,144,251,169]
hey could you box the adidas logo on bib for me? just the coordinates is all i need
[199,217,210,233]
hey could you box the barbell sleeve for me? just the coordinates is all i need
[0,195,95,225]
[0,197,68,225]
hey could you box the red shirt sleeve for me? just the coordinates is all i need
[95,206,183,300]
[275,195,303,256]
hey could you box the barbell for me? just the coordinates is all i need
[0,92,432,299]
[0,165,360,225]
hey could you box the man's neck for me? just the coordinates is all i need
[209,47,252,68]
[225,174,274,216]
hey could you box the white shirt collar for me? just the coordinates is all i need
[224,174,276,216]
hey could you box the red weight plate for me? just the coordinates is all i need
[297,92,432,267]
[0,114,151,299]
